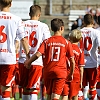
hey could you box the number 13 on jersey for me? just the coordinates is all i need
[51,47,60,61]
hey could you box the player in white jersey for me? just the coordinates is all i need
[0,0,30,100]
[80,14,100,100]
[18,5,51,100]
[96,15,100,99]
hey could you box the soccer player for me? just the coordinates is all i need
[62,29,85,100]
[24,18,75,100]
[96,15,100,99]
[0,0,30,100]
[18,5,51,100]
[80,14,100,100]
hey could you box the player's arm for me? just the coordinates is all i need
[24,40,45,69]
[69,57,75,76]
[80,66,84,88]
[15,40,20,54]
[24,52,42,69]
[20,37,30,59]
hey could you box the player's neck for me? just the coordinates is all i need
[1,7,10,12]
[86,24,93,28]
[54,32,62,36]
[31,16,39,20]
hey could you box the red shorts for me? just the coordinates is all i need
[0,64,15,86]
[19,63,42,89]
[83,68,97,88]
[44,78,66,95]
[62,82,80,98]
[97,66,100,82]
[61,83,69,96]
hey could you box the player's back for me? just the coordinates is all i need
[19,20,51,65]
[0,11,25,65]
[81,27,100,68]
[41,36,73,79]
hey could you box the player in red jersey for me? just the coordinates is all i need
[24,18,75,100]
[80,14,100,100]
[62,29,85,100]
[0,0,30,100]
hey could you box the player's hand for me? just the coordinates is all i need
[24,60,31,69]
[66,73,73,82]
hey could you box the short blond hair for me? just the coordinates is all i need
[69,29,82,43]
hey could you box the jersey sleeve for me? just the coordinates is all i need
[16,19,26,40]
[66,41,74,59]
[42,24,51,40]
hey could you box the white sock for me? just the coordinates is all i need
[96,89,100,96]
[30,94,37,100]
[83,85,89,99]
[22,94,30,100]
[1,97,10,100]
[78,90,83,97]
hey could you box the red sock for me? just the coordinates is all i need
[2,91,10,98]
[89,90,97,100]
[52,99,58,100]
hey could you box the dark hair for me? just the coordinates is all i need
[98,16,100,25]
[51,18,64,32]
[29,5,41,17]
[83,14,94,25]
[0,0,12,7]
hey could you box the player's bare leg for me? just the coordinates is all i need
[71,95,78,100]
[62,95,68,100]
[51,93,60,100]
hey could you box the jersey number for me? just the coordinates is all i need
[0,26,7,43]
[29,31,38,47]
[81,36,92,51]
[51,47,60,61]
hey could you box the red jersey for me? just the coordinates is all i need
[72,44,85,82]
[38,36,74,79]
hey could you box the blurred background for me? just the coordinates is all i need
[10,0,100,36]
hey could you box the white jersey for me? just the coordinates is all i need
[96,27,100,65]
[18,20,51,66]
[0,11,26,65]
[80,27,100,68]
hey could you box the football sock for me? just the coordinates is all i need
[22,92,30,100]
[30,94,37,100]
[78,90,83,100]
[83,86,89,99]
[1,98,10,100]
[30,91,38,100]
[89,89,97,100]
[2,91,10,100]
